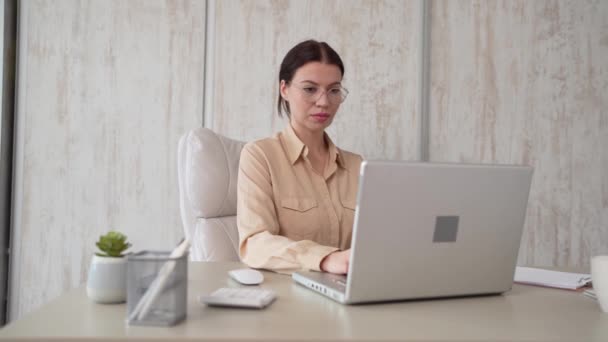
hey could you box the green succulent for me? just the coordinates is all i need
[95,231,132,257]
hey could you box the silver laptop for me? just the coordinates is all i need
[292,160,533,304]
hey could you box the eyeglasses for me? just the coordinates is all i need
[291,84,349,105]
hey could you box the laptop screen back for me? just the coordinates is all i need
[344,161,533,303]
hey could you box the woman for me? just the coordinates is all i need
[237,40,362,275]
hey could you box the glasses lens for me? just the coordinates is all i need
[339,87,348,103]
[297,85,348,104]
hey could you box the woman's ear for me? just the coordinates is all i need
[279,80,289,101]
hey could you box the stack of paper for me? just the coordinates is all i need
[514,266,592,290]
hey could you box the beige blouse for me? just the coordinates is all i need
[237,124,363,273]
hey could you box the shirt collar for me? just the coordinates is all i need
[282,124,345,168]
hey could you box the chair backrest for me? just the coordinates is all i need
[177,128,246,261]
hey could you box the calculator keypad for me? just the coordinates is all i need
[200,288,277,309]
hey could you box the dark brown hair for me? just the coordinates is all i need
[277,40,345,117]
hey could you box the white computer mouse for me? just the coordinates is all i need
[228,268,264,285]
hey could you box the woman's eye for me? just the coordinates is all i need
[329,88,341,94]
[303,87,317,94]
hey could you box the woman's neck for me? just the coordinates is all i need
[290,122,327,156]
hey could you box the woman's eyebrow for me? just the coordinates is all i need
[299,80,342,86]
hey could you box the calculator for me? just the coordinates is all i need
[199,287,277,309]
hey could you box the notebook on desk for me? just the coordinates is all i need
[514,266,592,290]
[292,160,534,304]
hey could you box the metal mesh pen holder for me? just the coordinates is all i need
[126,250,188,326]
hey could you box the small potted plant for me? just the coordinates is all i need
[86,231,132,303]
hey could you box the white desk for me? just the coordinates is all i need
[1,262,606,341]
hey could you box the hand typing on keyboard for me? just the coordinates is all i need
[320,249,350,275]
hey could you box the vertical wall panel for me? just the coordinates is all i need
[10,0,205,320]
[210,0,421,160]
[430,0,608,268]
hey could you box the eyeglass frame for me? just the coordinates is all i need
[288,82,349,105]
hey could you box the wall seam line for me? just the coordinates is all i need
[419,0,431,161]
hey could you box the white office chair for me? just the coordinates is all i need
[177,128,246,261]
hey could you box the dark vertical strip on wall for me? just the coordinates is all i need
[419,0,431,161]
[0,0,17,326]
[202,0,216,129]
[201,0,209,127]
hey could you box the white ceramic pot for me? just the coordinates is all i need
[86,254,127,304]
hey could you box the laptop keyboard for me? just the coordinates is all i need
[332,277,347,289]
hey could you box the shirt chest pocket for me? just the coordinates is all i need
[340,197,357,231]
[278,197,320,240]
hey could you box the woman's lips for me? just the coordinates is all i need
[311,113,330,122]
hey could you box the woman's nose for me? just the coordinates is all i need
[315,91,330,107]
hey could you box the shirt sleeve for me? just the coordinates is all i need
[236,143,339,274]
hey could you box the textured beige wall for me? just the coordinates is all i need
[9,0,608,322]
[10,0,205,320]
[210,0,422,160]
[430,0,608,268]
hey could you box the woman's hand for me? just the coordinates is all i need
[320,249,350,274]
